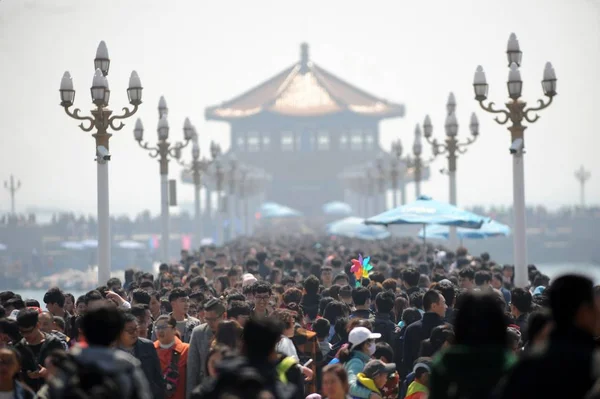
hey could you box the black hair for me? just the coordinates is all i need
[323,300,350,326]
[409,291,424,310]
[474,270,492,286]
[313,318,330,339]
[333,274,349,284]
[84,290,104,305]
[402,268,420,288]
[352,287,370,306]
[434,280,456,308]
[458,267,475,281]
[132,289,151,305]
[190,291,206,303]
[106,277,122,289]
[0,318,21,342]
[43,287,65,308]
[25,299,41,308]
[510,288,532,314]
[227,300,251,318]
[454,292,507,347]
[5,298,25,310]
[419,325,454,357]
[282,288,303,306]
[81,306,126,346]
[304,275,320,296]
[369,284,383,302]
[53,316,66,331]
[423,290,442,312]
[373,341,394,363]
[319,297,334,316]
[130,304,148,319]
[375,291,395,314]
[252,281,272,296]
[402,308,422,327]
[16,308,39,328]
[168,288,188,303]
[242,317,282,359]
[549,274,594,328]
[526,309,552,343]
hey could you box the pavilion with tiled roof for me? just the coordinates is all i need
[204,43,407,216]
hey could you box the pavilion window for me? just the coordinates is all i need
[262,134,271,151]
[317,131,330,151]
[247,131,260,152]
[236,136,246,151]
[281,131,294,151]
[339,133,348,150]
[350,130,363,150]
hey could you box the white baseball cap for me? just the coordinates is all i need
[348,327,381,350]
[242,273,257,287]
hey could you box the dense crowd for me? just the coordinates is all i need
[0,235,599,399]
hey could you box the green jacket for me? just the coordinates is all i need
[429,345,516,399]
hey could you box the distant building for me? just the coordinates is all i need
[204,43,406,215]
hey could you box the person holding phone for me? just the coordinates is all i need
[13,309,64,392]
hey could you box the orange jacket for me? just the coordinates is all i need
[154,337,189,399]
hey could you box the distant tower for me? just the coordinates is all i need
[3,175,21,215]
[574,166,591,207]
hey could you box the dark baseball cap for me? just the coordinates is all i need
[363,360,396,379]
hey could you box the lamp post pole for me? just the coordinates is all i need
[473,32,557,287]
[227,156,238,241]
[574,166,591,208]
[133,97,193,262]
[214,158,224,245]
[59,41,142,285]
[423,93,480,249]
[4,175,21,215]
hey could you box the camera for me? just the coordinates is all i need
[509,138,524,155]
[97,145,111,161]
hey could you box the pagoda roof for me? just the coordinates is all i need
[205,43,405,121]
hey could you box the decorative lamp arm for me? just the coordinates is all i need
[137,141,160,158]
[64,106,95,132]
[523,96,553,123]
[108,104,139,131]
[478,100,510,125]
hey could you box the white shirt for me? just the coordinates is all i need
[276,336,299,360]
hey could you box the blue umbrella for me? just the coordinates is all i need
[322,201,353,216]
[418,220,511,240]
[365,196,486,229]
[326,217,390,240]
[258,202,303,219]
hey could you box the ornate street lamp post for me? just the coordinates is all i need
[423,93,480,248]
[4,175,21,215]
[59,41,142,284]
[574,166,591,208]
[133,97,193,262]
[473,32,557,287]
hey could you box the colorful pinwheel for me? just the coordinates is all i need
[350,254,373,287]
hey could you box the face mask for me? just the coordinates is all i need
[368,343,376,355]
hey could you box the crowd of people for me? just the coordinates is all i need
[0,235,599,399]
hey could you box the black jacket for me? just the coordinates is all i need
[499,326,598,399]
[350,308,375,323]
[14,333,65,391]
[373,313,398,345]
[403,312,444,372]
[132,338,165,399]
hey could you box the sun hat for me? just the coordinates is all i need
[348,327,380,350]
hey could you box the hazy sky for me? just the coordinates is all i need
[1,0,599,217]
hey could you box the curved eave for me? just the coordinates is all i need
[205,103,405,122]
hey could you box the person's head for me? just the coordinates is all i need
[0,347,21,383]
[375,291,395,315]
[421,325,454,357]
[412,357,432,386]
[506,326,522,354]
[510,288,532,317]
[373,342,394,364]
[148,291,161,317]
[382,278,397,293]
[323,300,349,326]
[120,312,139,348]
[458,268,475,289]
[227,300,251,327]
[550,274,597,334]
[39,311,54,333]
[282,288,303,306]
[454,292,507,347]
[82,305,126,347]
[16,308,41,342]
[75,295,87,316]
[130,304,150,337]
[474,270,492,288]
[304,275,320,296]
[168,288,189,317]
[214,276,230,295]
[242,317,283,361]
[363,359,396,389]
[43,287,65,315]
[0,319,20,348]
[352,287,370,309]
[63,293,75,315]
[131,289,151,306]
[322,363,349,399]
[84,290,105,310]
[321,266,334,285]
[333,273,350,287]
[434,280,456,309]
[272,308,297,338]
[491,273,504,290]
[107,277,122,291]
[402,268,420,289]
[160,274,174,290]
[215,320,243,350]
[313,318,330,341]
[154,315,177,345]
[189,276,207,293]
[348,326,380,355]
[24,299,40,308]
[338,285,353,306]
[52,316,65,333]
[402,307,422,327]
[423,290,447,317]
[252,281,272,312]
[204,298,226,333]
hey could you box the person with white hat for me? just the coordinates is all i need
[337,327,382,399]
